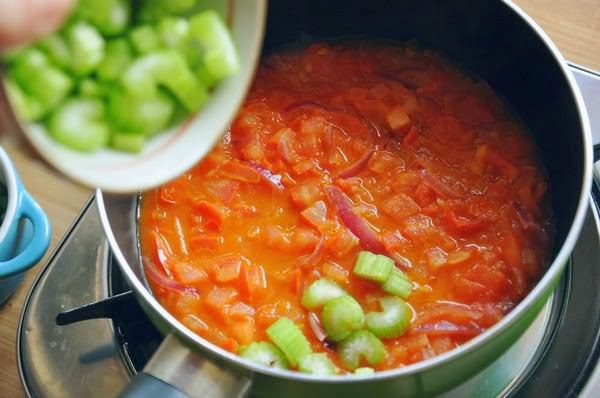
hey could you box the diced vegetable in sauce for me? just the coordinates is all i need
[139,42,554,374]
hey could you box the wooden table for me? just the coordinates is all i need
[0,1,598,396]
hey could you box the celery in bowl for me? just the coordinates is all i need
[0,0,266,193]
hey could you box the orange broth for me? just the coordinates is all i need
[139,42,553,371]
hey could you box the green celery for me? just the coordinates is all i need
[76,0,130,36]
[97,39,133,81]
[110,133,146,153]
[301,278,348,310]
[3,78,45,121]
[382,268,412,299]
[239,341,289,369]
[130,25,162,54]
[354,367,375,376]
[189,10,239,80]
[37,34,70,69]
[157,17,200,67]
[195,64,219,88]
[108,88,175,136]
[266,317,312,367]
[321,295,365,342]
[138,0,197,22]
[121,50,207,112]
[10,49,73,111]
[48,98,110,152]
[365,297,412,338]
[298,353,337,376]
[353,251,394,283]
[66,21,105,76]
[338,330,386,370]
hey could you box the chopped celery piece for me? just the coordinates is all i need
[298,353,337,376]
[79,79,105,98]
[108,89,175,136]
[353,251,394,283]
[130,25,162,54]
[121,50,207,112]
[321,295,365,342]
[189,11,239,79]
[158,17,200,67]
[354,367,375,376]
[338,330,386,370]
[97,39,133,81]
[37,34,70,69]
[10,49,73,111]
[4,78,45,121]
[195,64,219,88]
[301,278,348,310]
[138,0,197,22]
[111,133,146,153]
[66,22,105,76]
[48,98,110,152]
[77,0,130,36]
[382,268,412,299]
[239,342,289,370]
[266,317,312,367]
[365,297,412,338]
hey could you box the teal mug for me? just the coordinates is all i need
[0,147,51,304]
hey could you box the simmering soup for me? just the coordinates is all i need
[139,42,553,374]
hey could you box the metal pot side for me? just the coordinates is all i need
[96,0,592,396]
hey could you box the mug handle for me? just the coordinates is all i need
[119,333,253,398]
[0,190,51,276]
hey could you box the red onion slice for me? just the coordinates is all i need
[324,185,386,254]
[143,258,196,294]
[298,236,325,268]
[420,169,461,199]
[337,150,374,179]
[249,162,285,191]
[513,201,538,232]
[412,320,483,338]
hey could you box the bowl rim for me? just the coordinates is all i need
[0,147,19,242]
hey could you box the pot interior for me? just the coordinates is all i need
[264,0,588,257]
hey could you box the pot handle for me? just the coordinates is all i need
[118,333,253,398]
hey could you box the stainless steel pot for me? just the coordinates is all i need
[97,1,593,396]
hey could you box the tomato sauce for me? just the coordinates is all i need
[139,42,553,371]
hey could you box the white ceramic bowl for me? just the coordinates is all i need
[3,1,266,193]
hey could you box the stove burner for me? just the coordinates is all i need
[108,259,162,375]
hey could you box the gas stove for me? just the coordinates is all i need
[16,64,600,398]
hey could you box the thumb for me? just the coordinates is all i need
[0,0,75,50]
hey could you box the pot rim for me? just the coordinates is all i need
[96,0,594,385]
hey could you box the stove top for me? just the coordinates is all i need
[16,64,600,398]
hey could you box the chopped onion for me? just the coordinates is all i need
[324,185,386,254]
[143,257,196,294]
[338,150,374,179]
[412,320,483,338]
[420,169,461,199]
[298,236,325,268]
[308,311,328,342]
[249,162,285,190]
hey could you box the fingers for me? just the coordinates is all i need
[0,0,75,50]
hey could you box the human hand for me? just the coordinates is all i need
[0,0,74,50]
